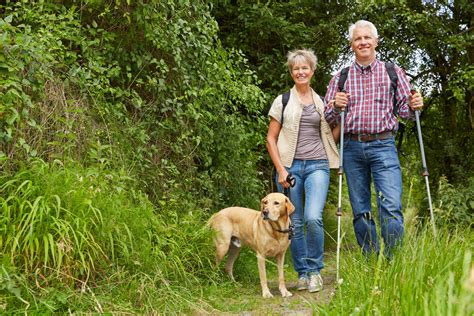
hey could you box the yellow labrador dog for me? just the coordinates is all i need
[208,192,295,298]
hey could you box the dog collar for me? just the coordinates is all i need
[275,223,294,240]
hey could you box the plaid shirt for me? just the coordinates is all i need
[324,59,414,134]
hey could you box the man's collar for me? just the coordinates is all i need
[355,59,380,74]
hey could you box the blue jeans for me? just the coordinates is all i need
[343,136,404,257]
[277,159,330,278]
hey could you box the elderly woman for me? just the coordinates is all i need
[266,49,339,293]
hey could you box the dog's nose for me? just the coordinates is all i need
[262,209,269,220]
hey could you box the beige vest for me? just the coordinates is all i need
[268,86,339,169]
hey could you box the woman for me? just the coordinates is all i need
[266,49,339,293]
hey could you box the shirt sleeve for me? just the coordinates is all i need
[324,72,341,127]
[394,66,415,120]
[268,95,283,124]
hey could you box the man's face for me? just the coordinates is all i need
[351,26,378,62]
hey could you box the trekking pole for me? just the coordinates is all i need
[411,89,436,236]
[336,103,345,285]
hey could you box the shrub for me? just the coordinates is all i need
[434,176,474,228]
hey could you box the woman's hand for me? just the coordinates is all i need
[278,168,290,189]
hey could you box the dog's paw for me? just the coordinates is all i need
[280,289,293,297]
[262,290,274,298]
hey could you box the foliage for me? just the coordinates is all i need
[0,159,152,281]
[326,227,473,316]
[0,159,220,313]
[0,0,268,211]
[211,0,349,96]
[434,176,474,228]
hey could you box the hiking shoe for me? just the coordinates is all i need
[308,274,323,293]
[296,277,308,291]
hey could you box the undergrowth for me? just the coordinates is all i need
[0,159,219,313]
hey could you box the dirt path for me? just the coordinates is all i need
[215,252,338,315]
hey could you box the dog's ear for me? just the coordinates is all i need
[285,197,295,215]
[260,197,268,212]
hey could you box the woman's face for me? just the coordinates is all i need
[290,60,314,86]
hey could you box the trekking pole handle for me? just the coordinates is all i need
[335,89,347,113]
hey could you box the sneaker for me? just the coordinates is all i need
[308,274,323,293]
[296,277,308,291]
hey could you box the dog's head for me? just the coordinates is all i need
[260,192,295,221]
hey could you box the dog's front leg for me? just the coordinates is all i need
[276,251,292,297]
[257,252,273,298]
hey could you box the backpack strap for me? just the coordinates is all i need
[280,90,291,126]
[385,62,399,116]
[337,66,350,92]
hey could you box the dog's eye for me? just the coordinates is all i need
[263,200,268,205]
[273,201,280,205]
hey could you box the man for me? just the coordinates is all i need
[325,20,424,257]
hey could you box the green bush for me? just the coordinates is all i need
[0,1,268,211]
[434,176,474,228]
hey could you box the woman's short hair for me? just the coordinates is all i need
[348,20,379,41]
[287,49,317,72]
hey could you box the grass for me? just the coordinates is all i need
[323,226,473,315]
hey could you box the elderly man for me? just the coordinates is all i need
[325,20,424,257]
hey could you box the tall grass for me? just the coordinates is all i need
[324,226,473,315]
[0,159,222,313]
[0,160,106,282]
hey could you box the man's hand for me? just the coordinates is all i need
[334,91,350,112]
[409,91,424,111]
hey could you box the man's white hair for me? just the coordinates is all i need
[348,20,379,41]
